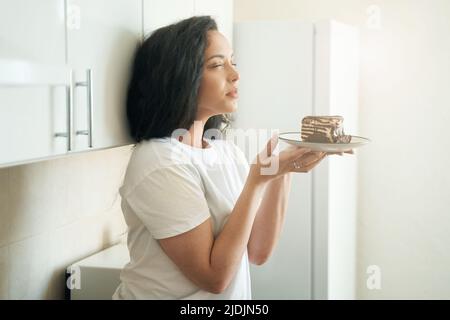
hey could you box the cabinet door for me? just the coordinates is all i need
[0,0,65,65]
[0,1,68,168]
[143,0,194,36]
[194,0,233,44]
[66,0,141,152]
[233,21,314,299]
[0,83,69,168]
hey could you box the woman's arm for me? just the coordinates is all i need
[158,175,266,294]
[247,173,292,265]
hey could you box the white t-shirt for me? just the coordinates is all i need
[112,136,252,300]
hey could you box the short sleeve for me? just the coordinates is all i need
[124,164,211,239]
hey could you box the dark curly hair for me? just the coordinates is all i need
[125,15,232,144]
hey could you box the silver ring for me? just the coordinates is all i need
[293,160,301,169]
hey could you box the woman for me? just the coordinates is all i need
[113,16,329,300]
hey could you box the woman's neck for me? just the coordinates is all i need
[180,119,208,149]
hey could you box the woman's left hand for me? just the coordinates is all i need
[289,149,354,173]
[290,150,326,173]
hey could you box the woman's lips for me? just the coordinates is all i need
[226,89,238,99]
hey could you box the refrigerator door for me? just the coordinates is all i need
[233,21,314,299]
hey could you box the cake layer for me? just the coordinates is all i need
[301,116,351,143]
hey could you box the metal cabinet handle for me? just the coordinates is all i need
[74,69,94,148]
[54,70,74,151]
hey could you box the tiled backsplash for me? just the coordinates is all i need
[0,145,132,299]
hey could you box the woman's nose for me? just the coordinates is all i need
[230,66,240,82]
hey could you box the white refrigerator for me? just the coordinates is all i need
[232,20,359,299]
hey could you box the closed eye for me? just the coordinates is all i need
[210,62,237,68]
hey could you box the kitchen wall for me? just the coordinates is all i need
[235,0,450,299]
[0,145,131,299]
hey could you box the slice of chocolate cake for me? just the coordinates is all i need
[301,116,352,143]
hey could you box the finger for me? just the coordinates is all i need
[266,133,279,157]
[292,153,326,173]
[304,152,326,165]
[295,151,325,164]
[280,147,311,163]
[288,147,312,161]
[290,152,325,172]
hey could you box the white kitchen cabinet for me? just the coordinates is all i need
[66,0,141,152]
[0,0,141,167]
[0,0,66,65]
[0,79,69,167]
[1,0,233,168]
[234,20,359,300]
[0,0,68,167]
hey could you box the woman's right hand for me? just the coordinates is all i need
[248,133,327,186]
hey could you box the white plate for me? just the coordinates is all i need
[278,132,370,152]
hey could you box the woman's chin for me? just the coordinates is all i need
[227,101,238,113]
[209,101,238,115]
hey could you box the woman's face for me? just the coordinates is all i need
[197,30,240,119]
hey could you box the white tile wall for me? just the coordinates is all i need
[9,232,55,299]
[8,158,67,243]
[0,246,8,299]
[0,144,132,299]
[0,169,10,248]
